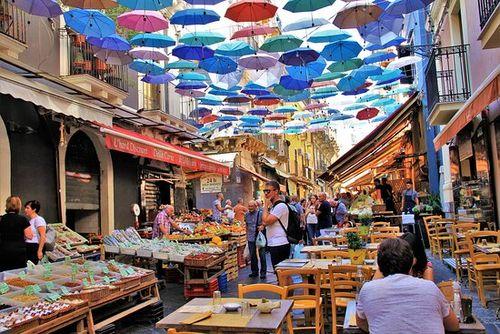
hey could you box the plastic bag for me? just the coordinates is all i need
[256,231,267,248]
[292,243,307,259]
[243,243,250,260]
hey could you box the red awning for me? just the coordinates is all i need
[100,125,230,175]
[434,69,499,150]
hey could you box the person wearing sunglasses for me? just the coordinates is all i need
[259,181,290,269]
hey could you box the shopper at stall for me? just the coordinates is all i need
[0,196,33,271]
[332,198,348,227]
[305,194,319,244]
[233,198,248,223]
[401,180,419,213]
[380,178,396,213]
[260,180,290,269]
[152,205,190,239]
[316,192,332,236]
[245,200,267,279]
[211,193,225,222]
[24,200,47,264]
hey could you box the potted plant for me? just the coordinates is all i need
[73,34,86,47]
[358,210,372,236]
[346,232,366,265]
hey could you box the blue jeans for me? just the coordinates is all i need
[306,224,319,245]
[248,241,267,276]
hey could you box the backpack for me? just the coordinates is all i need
[273,201,302,244]
[44,225,57,251]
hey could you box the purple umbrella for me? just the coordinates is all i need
[9,0,62,17]
[141,73,175,84]
[175,89,206,98]
[219,108,243,116]
[173,45,215,61]
[190,107,212,118]
[279,47,320,66]
[342,88,369,96]
[238,54,278,70]
[224,94,251,104]
[87,34,131,51]
[279,75,312,90]
[357,13,404,45]
[176,81,208,90]
[386,0,435,15]
[248,108,271,116]
[129,47,168,61]
[92,47,133,65]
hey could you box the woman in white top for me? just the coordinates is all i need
[24,200,47,264]
[305,194,319,245]
[224,199,235,223]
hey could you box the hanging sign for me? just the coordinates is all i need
[200,174,223,193]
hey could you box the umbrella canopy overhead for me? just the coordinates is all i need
[357,13,403,45]
[337,72,368,91]
[216,41,255,56]
[129,46,168,60]
[179,31,226,46]
[64,9,115,38]
[308,29,351,43]
[260,34,302,52]
[283,17,329,32]
[314,71,346,82]
[279,75,312,90]
[130,59,165,75]
[172,45,215,60]
[249,108,271,116]
[283,0,336,13]
[170,8,220,26]
[231,25,279,39]
[356,107,379,120]
[142,73,175,84]
[165,59,198,70]
[92,47,133,65]
[279,47,320,66]
[286,57,326,80]
[130,33,175,48]
[10,0,62,17]
[176,72,208,81]
[386,0,435,15]
[117,0,172,10]
[366,36,405,51]
[386,55,423,69]
[364,51,397,64]
[87,34,131,51]
[239,54,278,70]
[199,55,238,74]
[117,10,168,32]
[333,2,383,29]
[321,40,362,61]
[225,0,278,22]
[62,0,117,9]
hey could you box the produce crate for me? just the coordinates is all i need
[152,251,169,261]
[104,245,119,254]
[184,254,224,268]
[138,270,156,283]
[237,246,247,268]
[184,279,218,298]
[217,272,228,293]
[113,276,141,291]
[64,286,116,303]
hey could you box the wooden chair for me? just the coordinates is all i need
[340,227,358,235]
[466,231,500,293]
[373,226,400,234]
[451,223,480,281]
[167,330,203,334]
[437,281,454,302]
[367,250,378,260]
[372,221,390,228]
[277,269,324,334]
[471,254,500,306]
[320,250,349,260]
[431,220,454,260]
[370,233,397,243]
[238,283,289,334]
[423,215,442,256]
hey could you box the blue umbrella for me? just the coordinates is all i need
[371,69,402,82]
[209,89,239,97]
[170,8,220,26]
[279,47,320,66]
[311,92,337,99]
[199,55,238,74]
[344,103,367,111]
[172,45,214,61]
[118,0,172,10]
[284,90,310,102]
[186,119,203,129]
[377,75,404,85]
[176,81,208,90]
[371,97,396,106]
[337,72,368,92]
[87,34,130,51]
[215,41,255,57]
[240,122,260,128]
[372,114,388,122]
[330,113,353,121]
[321,40,362,61]
[313,86,338,94]
[353,64,383,77]
[283,17,329,32]
[9,0,62,17]
[189,107,212,118]
[179,31,225,46]
[249,108,271,116]
[383,103,402,114]
[262,121,281,128]
[176,72,209,81]
[130,33,176,48]
[241,82,268,96]
[280,75,312,90]
[198,95,224,106]
[184,0,224,4]
[165,59,198,70]
[275,106,298,113]
[273,84,302,97]
[327,108,340,114]
[219,115,238,122]
[356,93,381,103]
[364,51,397,64]
[308,29,351,43]
[63,9,115,38]
[141,73,175,84]
[342,88,369,96]
[386,0,434,15]
[366,36,405,51]
[357,13,403,45]
[240,115,262,124]
[286,56,326,80]
[130,60,165,75]
[219,108,243,115]
[314,71,346,82]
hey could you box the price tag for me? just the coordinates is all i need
[25,285,35,295]
[60,286,70,295]
[43,263,53,271]
[66,242,72,250]
[43,269,52,279]
[33,284,41,294]
[126,268,135,275]
[82,278,89,287]
[64,256,71,265]
[0,283,9,295]
[102,267,110,275]
[26,261,35,271]
[46,292,61,302]
[45,281,55,291]
[18,271,27,279]
[103,276,111,285]
[119,269,128,277]
[89,273,95,285]
[71,264,78,274]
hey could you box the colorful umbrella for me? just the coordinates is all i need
[292,111,313,120]
[342,88,368,95]
[337,72,368,92]
[327,108,340,114]
[314,71,346,82]
[225,0,278,23]
[357,13,403,45]
[129,46,168,60]
[283,0,336,13]
[386,0,435,15]
[231,25,279,39]
[117,10,168,32]
[9,0,62,17]
[356,92,381,103]
[92,47,133,65]
[262,120,282,128]
[308,29,351,43]
[165,59,198,70]
[372,114,388,122]
[344,103,366,111]
[304,102,328,110]
[210,70,244,90]
[176,72,208,81]
[249,108,271,116]
[386,55,423,70]
[283,17,329,32]
[224,94,252,103]
[239,54,278,70]
[184,0,224,4]
[275,106,298,113]
[353,64,383,77]
[356,107,379,120]
[175,89,206,98]
[129,59,165,75]
[200,114,219,124]
[254,95,281,106]
[170,8,220,26]
[273,84,301,97]
[383,103,401,114]
[142,73,174,84]
[266,113,288,121]
[279,47,320,66]
[311,92,337,99]
[279,75,312,90]
[172,45,214,61]
[63,9,115,38]
[190,107,212,118]
[130,33,175,48]
[199,55,238,74]
[321,40,362,61]
[366,36,405,51]
[313,86,338,95]
[216,41,255,57]
[371,97,396,107]
[330,113,353,121]
[180,31,225,46]
[176,80,207,90]
[333,3,383,29]
[240,115,262,123]
[285,120,306,128]
[117,0,172,10]
[218,115,238,122]
[219,107,244,115]
[327,58,363,72]
[87,34,131,51]
[249,64,283,86]
[62,0,117,9]
[286,56,326,80]
[260,34,302,52]
[209,88,239,96]
[371,69,402,82]
[364,51,397,64]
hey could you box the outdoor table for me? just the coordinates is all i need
[301,243,380,259]
[342,300,486,334]
[275,258,377,272]
[473,243,500,254]
[156,298,294,333]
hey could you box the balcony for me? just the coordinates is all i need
[478,0,500,48]
[63,35,129,105]
[426,44,471,126]
[0,0,27,59]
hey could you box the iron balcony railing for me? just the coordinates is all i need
[478,0,499,29]
[69,35,128,92]
[0,0,26,44]
[425,44,471,113]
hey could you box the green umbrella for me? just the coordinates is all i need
[314,71,346,82]
[179,31,225,46]
[328,58,363,73]
[260,34,303,52]
[273,84,302,97]
[283,0,336,13]
[308,29,351,43]
[313,86,339,94]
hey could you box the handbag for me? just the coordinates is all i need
[256,231,267,248]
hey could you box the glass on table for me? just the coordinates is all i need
[481,239,488,247]
[241,301,251,317]
[212,290,223,313]
[461,296,473,323]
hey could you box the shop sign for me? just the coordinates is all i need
[200,174,222,193]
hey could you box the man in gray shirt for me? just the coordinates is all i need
[356,238,459,334]
[245,200,266,279]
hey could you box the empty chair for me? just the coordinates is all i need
[370,233,398,243]
[451,223,480,281]
[320,250,349,260]
[372,221,390,228]
[373,226,400,234]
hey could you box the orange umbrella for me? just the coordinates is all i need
[266,113,288,120]
[356,107,379,120]
[255,98,280,106]
[200,114,219,124]
[225,0,278,22]
[62,0,117,9]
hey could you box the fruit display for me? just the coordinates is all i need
[50,224,88,246]
[0,300,76,330]
[45,224,100,262]
[4,278,37,288]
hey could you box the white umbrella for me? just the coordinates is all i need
[292,111,313,120]
[284,120,307,128]
[209,69,243,90]
[249,64,284,87]
[386,55,423,70]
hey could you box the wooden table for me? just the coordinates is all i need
[276,258,376,272]
[156,298,294,333]
[473,243,500,254]
[301,244,380,258]
[342,300,486,333]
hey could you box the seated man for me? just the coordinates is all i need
[356,238,460,334]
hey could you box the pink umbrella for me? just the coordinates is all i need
[129,46,168,61]
[117,10,168,32]
[304,102,328,110]
[231,25,278,39]
[238,54,277,70]
[175,89,206,98]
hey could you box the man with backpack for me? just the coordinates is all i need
[260,181,302,269]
